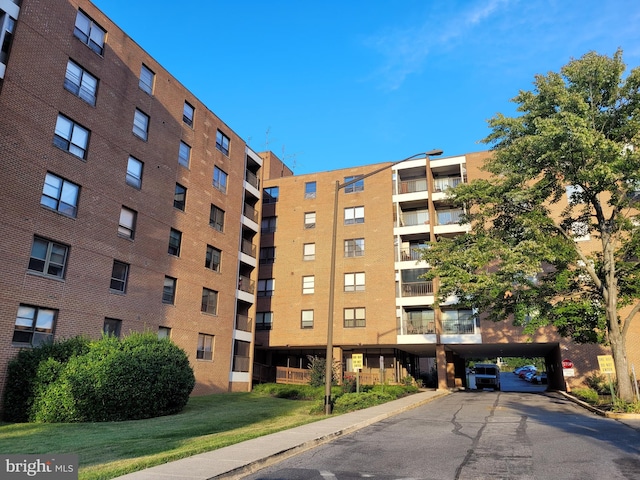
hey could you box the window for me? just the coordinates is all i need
[13,305,56,346]
[183,101,194,127]
[126,156,143,189]
[344,307,366,328]
[301,310,314,329]
[139,64,154,94]
[178,141,191,168]
[197,333,213,360]
[305,181,316,199]
[103,318,121,337]
[110,260,129,292]
[216,130,230,155]
[263,186,279,204]
[205,245,221,272]
[257,278,274,297]
[344,272,365,292]
[256,312,273,330]
[303,243,316,261]
[304,212,316,229]
[53,114,89,159]
[41,172,80,217]
[133,109,149,140]
[213,166,228,193]
[571,221,590,242]
[259,246,276,264]
[344,175,364,193]
[158,327,171,339]
[1,12,16,66]
[73,10,105,55]
[345,238,364,257]
[201,288,218,314]
[261,216,277,233]
[28,237,68,279]
[302,275,315,294]
[344,206,364,225]
[64,59,98,105]
[163,276,176,304]
[168,228,182,256]
[209,204,225,232]
[174,183,186,211]
[118,207,136,239]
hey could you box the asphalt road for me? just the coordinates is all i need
[244,375,640,480]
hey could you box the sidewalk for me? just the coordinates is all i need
[114,389,449,480]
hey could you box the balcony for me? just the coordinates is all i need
[240,239,256,258]
[399,281,434,297]
[397,245,428,262]
[433,176,463,192]
[237,275,255,294]
[235,314,252,332]
[245,170,260,190]
[397,178,428,195]
[436,208,463,225]
[397,209,429,227]
[401,318,435,335]
[232,355,250,372]
[243,203,259,223]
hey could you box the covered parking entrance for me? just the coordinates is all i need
[436,342,565,391]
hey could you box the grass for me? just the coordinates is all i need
[0,391,320,480]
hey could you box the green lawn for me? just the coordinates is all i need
[0,392,319,480]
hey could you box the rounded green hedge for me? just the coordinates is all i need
[3,333,195,423]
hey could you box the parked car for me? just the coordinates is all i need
[523,370,537,382]
[532,372,548,384]
[517,366,537,379]
[514,365,536,376]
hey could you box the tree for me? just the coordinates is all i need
[421,50,640,402]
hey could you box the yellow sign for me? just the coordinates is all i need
[597,355,616,374]
[352,353,363,371]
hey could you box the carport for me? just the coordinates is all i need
[398,342,565,391]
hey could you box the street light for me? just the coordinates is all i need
[324,149,444,414]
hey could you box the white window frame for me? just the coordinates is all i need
[139,64,155,94]
[301,310,314,329]
[303,243,316,261]
[344,272,365,292]
[133,109,149,140]
[183,101,194,127]
[126,156,143,189]
[53,114,89,159]
[209,204,225,232]
[178,141,191,168]
[345,238,365,257]
[41,172,80,217]
[302,275,315,294]
[344,307,366,328]
[216,130,230,155]
[64,59,98,105]
[344,206,364,225]
[213,166,228,193]
[13,305,56,346]
[118,206,136,239]
[73,10,105,55]
[197,333,214,360]
[257,279,275,297]
[304,212,316,229]
[28,237,68,279]
[201,288,218,315]
[110,260,129,293]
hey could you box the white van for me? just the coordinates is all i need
[473,363,501,391]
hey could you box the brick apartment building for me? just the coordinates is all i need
[1,0,637,403]
[0,0,263,398]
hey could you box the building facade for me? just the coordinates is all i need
[0,0,262,398]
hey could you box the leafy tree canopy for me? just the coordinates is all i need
[421,49,640,401]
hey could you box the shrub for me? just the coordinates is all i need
[2,336,90,422]
[572,388,599,404]
[3,333,195,423]
[253,383,321,400]
[585,373,611,395]
[306,355,339,388]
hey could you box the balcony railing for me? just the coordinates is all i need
[245,170,260,190]
[397,247,425,262]
[233,355,250,372]
[241,239,256,257]
[436,209,464,225]
[397,210,429,227]
[401,319,436,335]
[238,275,255,294]
[397,178,428,194]
[276,366,310,385]
[243,203,259,222]
[442,319,475,334]
[433,176,463,192]
[400,281,434,296]
[235,314,252,332]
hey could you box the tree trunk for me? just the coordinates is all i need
[608,320,634,402]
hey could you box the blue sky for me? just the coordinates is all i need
[92,0,640,175]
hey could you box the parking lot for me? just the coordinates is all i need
[468,369,549,392]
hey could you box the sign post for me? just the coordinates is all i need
[597,355,616,401]
[352,354,363,393]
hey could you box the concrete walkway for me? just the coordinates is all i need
[114,389,449,480]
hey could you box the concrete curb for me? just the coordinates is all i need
[214,390,450,479]
[556,390,640,421]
